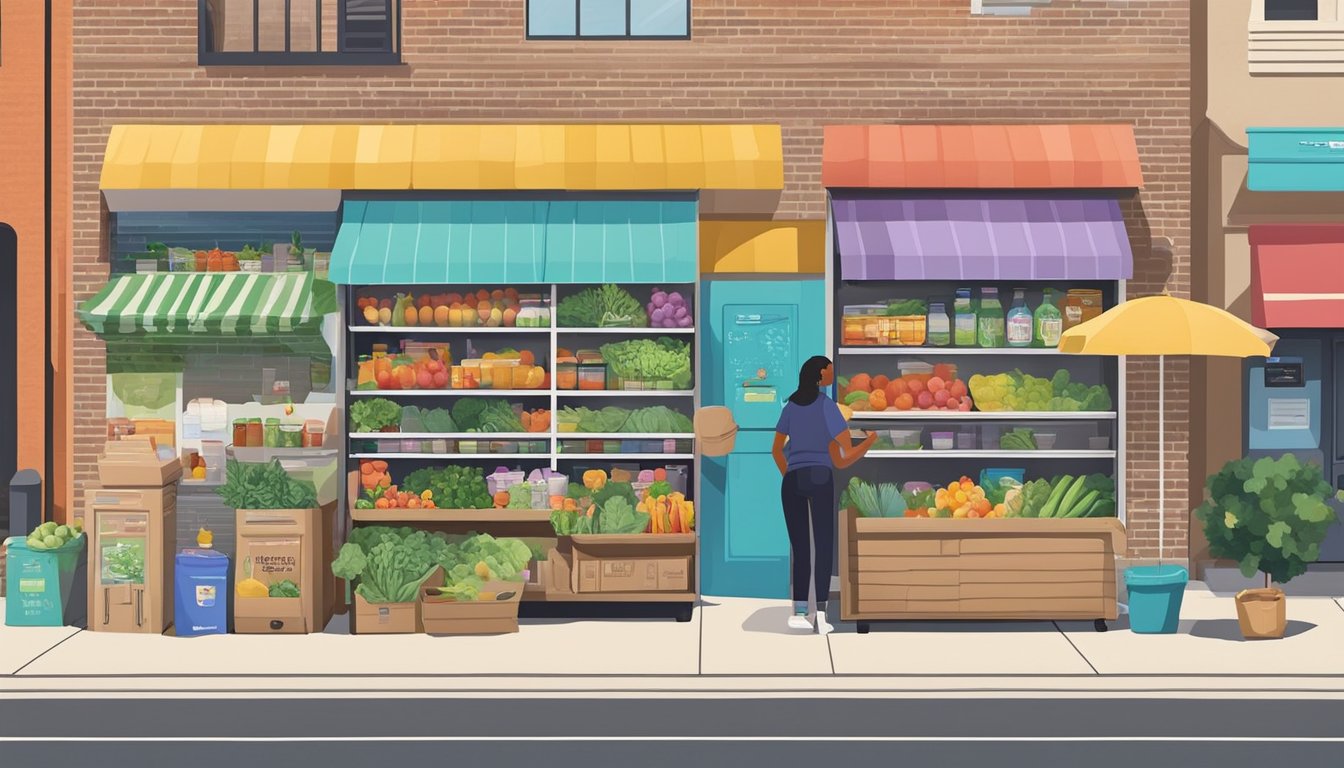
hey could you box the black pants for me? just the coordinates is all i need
[781,466,835,605]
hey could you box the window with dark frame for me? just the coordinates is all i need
[1264,0,1318,21]
[527,0,690,40]
[198,0,401,66]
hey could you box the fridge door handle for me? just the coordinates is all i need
[135,589,143,627]
[103,588,110,626]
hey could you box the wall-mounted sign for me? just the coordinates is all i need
[1264,357,1305,388]
[1268,398,1311,430]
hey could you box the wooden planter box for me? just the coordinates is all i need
[840,510,1126,631]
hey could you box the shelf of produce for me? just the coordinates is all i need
[349,453,552,460]
[851,411,1117,421]
[348,325,552,334]
[556,453,695,461]
[558,390,695,398]
[866,450,1116,460]
[554,433,695,440]
[557,327,696,335]
[350,508,554,523]
[838,346,1087,356]
[349,432,543,440]
[348,389,548,398]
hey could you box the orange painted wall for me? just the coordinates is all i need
[0,1,67,521]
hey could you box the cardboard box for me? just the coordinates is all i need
[86,485,177,633]
[569,534,696,594]
[98,438,183,488]
[234,506,328,634]
[351,567,444,635]
[419,580,523,635]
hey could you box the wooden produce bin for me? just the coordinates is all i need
[840,510,1126,633]
[419,580,524,635]
[568,534,696,596]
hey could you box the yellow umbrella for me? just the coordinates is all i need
[1058,294,1278,562]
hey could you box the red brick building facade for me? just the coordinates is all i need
[70,0,1192,561]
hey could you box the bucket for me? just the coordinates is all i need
[5,536,88,627]
[1124,565,1188,634]
[175,549,230,637]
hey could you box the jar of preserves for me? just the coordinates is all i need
[245,418,263,448]
[232,419,248,447]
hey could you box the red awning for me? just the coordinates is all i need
[821,124,1144,189]
[1250,224,1344,328]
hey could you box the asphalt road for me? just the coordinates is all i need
[2,698,1341,766]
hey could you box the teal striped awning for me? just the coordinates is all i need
[543,199,696,283]
[78,272,338,336]
[329,198,697,285]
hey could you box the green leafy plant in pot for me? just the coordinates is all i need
[1194,454,1342,639]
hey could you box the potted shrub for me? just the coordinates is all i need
[1194,454,1342,639]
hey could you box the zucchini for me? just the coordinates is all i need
[843,391,870,406]
[1039,476,1073,519]
[1057,475,1089,519]
[1063,489,1099,519]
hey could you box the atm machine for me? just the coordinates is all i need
[1246,337,1344,561]
[700,279,827,598]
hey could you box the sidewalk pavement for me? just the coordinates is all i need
[4,582,1344,699]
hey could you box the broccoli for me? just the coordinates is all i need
[450,399,488,431]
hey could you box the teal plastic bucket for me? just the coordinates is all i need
[5,536,87,627]
[1125,565,1188,634]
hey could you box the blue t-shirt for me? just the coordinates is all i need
[775,394,849,471]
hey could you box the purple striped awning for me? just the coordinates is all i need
[830,194,1134,281]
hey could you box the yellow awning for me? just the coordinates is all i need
[100,124,784,191]
[699,220,826,274]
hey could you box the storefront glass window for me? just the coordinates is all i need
[528,0,689,39]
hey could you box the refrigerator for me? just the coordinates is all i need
[700,278,827,598]
[1245,334,1344,562]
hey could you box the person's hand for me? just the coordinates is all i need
[864,430,879,444]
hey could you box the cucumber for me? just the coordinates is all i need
[1087,499,1116,518]
[1064,489,1099,519]
[1039,476,1073,519]
[1057,476,1089,519]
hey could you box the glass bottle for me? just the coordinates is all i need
[926,301,951,347]
[953,289,977,347]
[1006,288,1033,348]
[1035,288,1064,348]
[977,288,1005,348]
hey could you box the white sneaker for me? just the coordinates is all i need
[787,613,813,631]
[815,610,835,636]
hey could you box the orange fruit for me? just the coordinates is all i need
[518,350,536,366]
[905,377,925,394]
[849,373,872,393]
[418,306,434,326]
[403,307,419,326]
[870,375,890,392]
[433,306,450,327]
[868,390,888,411]
[894,393,915,411]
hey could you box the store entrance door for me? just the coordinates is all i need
[0,224,16,529]
[1325,335,1344,562]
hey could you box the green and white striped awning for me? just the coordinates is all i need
[78,273,338,337]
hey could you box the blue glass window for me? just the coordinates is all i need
[527,0,690,39]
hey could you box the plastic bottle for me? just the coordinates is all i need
[926,301,951,347]
[1006,289,1033,348]
[1035,288,1064,348]
[977,288,1005,348]
[953,289,977,347]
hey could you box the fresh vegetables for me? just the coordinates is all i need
[1000,429,1038,451]
[647,287,693,329]
[583,469,608,491]
[970,369,1112,412]
[358,459,392,498]
[550,496,650,535]
[506,484,533,509]
[447,399,526,433]
[848,478,908,518]
[1026,474,1116,519]
[599,337,692,388]
[402,466,493,510]
[336,527,530,604]
[397,406,458,433]
[216,459,318,511]
[884,299,928,317]
[624,406,694,433]
[268,580,301,598]
[431,533,533,601]
[350,398,402,433]
[559,406,631,433]
[24,519,83,551]
[520,409,551,433]
[558,284,647,328]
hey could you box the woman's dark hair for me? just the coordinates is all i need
[788,356,833,406]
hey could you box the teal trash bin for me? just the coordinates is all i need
[1125,564,1188,634]
[5,535,88,627]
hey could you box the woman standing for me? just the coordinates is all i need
[771,356,876,634]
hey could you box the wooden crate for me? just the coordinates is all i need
[840,510,1125,626]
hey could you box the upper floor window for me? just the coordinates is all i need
[1249,0,1344,74]
[527,0,690,39]
[199,0,401,66]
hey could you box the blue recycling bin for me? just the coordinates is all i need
[1125,565,1189,634]
[174,549,229,636]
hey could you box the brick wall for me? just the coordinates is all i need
[72,0,1193,560]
